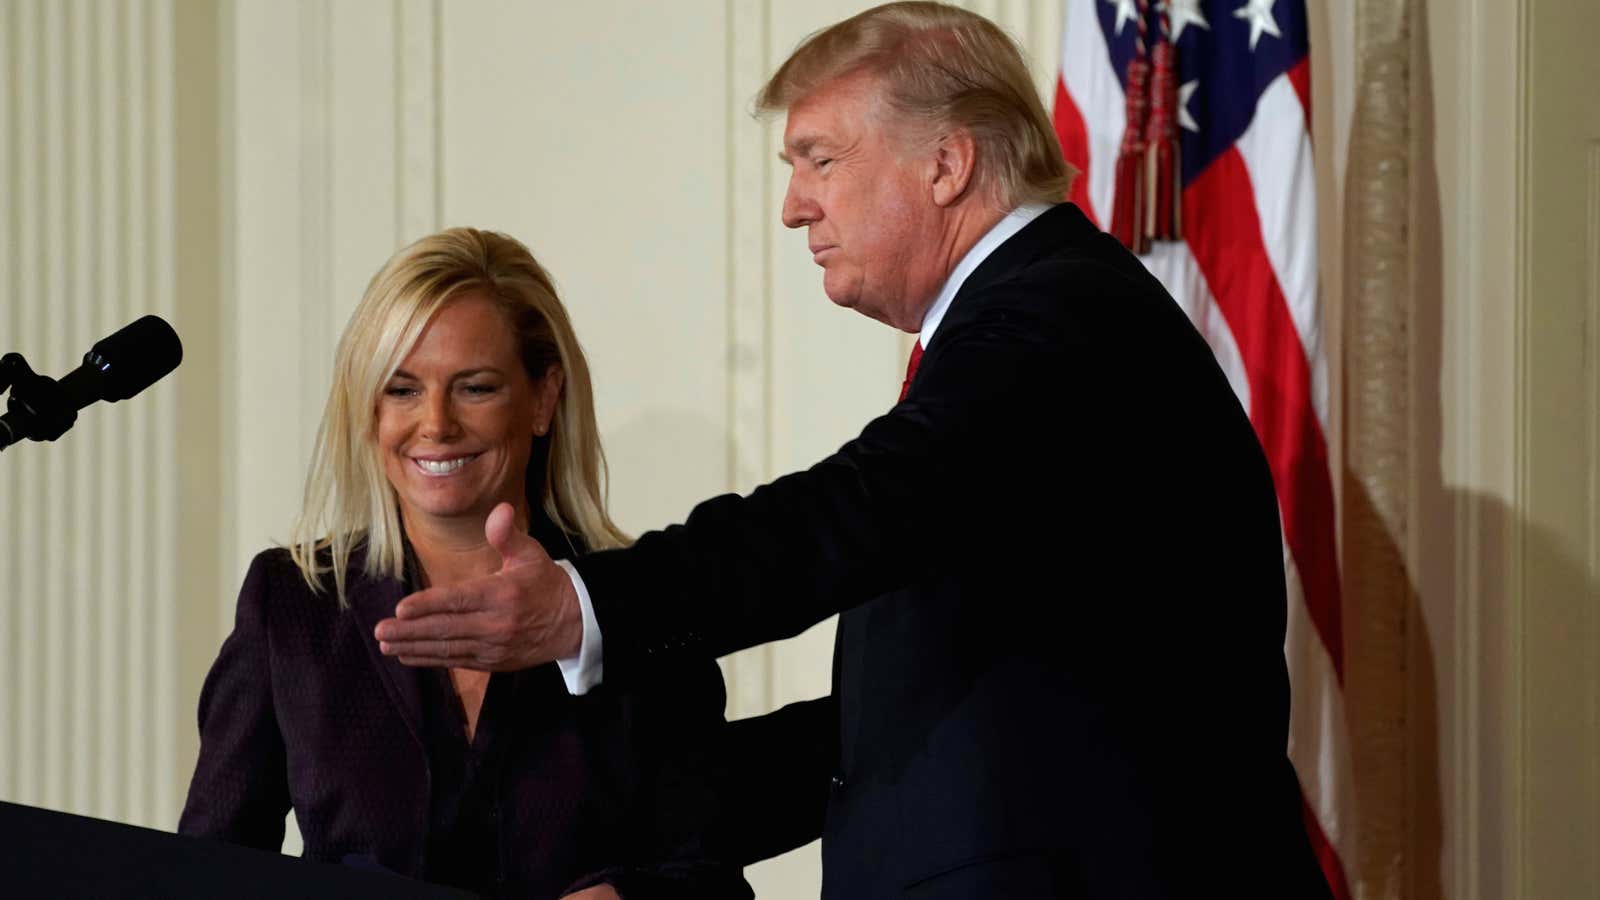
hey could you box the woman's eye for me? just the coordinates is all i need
[383,385,417,398]
[462,383,497,396]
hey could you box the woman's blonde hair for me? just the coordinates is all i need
[289,227,629,604]
[756,1,1073,209]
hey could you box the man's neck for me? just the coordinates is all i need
[935,203,1009,298]
[897,202,1008,333]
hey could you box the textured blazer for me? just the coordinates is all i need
[573,203,1335,898]
[179,545,749,900]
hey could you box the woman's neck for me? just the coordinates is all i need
[402,499,531,588]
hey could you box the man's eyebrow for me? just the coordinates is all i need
[779,136,820,165]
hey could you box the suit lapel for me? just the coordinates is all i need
[346,572,427,747]
[947,202,1101,323]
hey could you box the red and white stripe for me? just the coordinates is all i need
[1055,4,1353,898]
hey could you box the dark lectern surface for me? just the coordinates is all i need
[0,800,476,898]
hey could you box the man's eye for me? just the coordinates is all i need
[815,157,833,170]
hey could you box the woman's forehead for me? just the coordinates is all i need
[400,293,520,368]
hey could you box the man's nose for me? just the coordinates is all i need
[781,178,818,229]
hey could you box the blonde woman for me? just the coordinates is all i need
[179,228,749,899]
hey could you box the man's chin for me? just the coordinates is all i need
[821,282,858,310]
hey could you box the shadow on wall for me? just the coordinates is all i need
[1344,0,1600,896]
[604,409,739,533]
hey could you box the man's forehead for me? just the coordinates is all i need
[779,78,878,159]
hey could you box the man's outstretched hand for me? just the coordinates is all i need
[375,502,583,670]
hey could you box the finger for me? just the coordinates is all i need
[394,656,462,668]
[380,638,474,661]
[389,643,500,669]
[484,501,548,569]
[394,582,486,620]
[373,611,482,644]
[484,501,517,555]
[395,655,502,670]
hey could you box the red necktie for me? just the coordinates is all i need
[898,341,924,402]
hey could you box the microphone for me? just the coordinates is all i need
[0,315,183,451]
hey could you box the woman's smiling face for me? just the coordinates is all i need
[377,291,559,529]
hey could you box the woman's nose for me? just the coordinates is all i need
[418,392,460,441]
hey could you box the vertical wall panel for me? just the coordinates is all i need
[0,0,188,832]
[396,0,439,244]
[67,0,95,815]
[123,0,152,824]
[0,0,12,807]
[722,0,776,724]
[1590,141,1600,645]
[92,0,124,824]
[327,0,399,323]
[40,0,69,813]
[0,0,16,808]
[298,0,334,453]
[14,0,44,811]
[149,0,179,828]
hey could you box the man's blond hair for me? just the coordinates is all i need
[756,1,1074,208]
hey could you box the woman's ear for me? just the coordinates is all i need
[533,364,564,436]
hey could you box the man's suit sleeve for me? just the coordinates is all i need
[563,659,756,899]
[572,296,1069,682]
[177,552,292,849]
[713,695,837,865]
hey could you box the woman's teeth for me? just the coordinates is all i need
[414,455,475,475]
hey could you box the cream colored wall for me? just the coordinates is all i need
[1421,0,1600,897]
[2,1,1596,899]
[0,0,196,831]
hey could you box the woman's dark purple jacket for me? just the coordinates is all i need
[178,545,751,899]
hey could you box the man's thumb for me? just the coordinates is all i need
[485,502,544,569]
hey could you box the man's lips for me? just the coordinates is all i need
[810,244,837,263]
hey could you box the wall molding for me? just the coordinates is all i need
[722,0,775,720]
[298,0,333,449]
[1589,138,1600,651]
[1508,0,1531,890]
[1588,143,1600,894]
[395,0,439,244]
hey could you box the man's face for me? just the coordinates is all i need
[780,72,946,332]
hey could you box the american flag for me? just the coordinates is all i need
[1052,1,1352,897]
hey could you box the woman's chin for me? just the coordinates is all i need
[400,494,494,526]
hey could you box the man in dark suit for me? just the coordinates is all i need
[378,3,1333,896]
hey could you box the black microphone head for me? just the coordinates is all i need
[83,315,183,402]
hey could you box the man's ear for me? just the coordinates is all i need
[929,129,978,207]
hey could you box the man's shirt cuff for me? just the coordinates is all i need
[554,559,603,695]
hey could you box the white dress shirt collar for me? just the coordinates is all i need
[918,202,1052,348]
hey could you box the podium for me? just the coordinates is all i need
[0,801,476,898]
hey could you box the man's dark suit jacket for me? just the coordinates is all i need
[574,204,1334,898]
[179,544,750,900]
